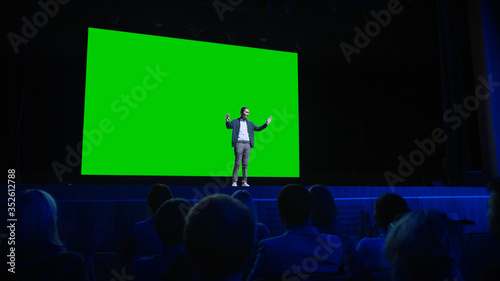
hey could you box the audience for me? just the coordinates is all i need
[231,190,271,280]
[184,194,255,281]
[133,183,173,254]
[132,198,191,281]
[385,209,467,281]
[246,184,343,281]
[16,189,88,281]
[309,184,342,237]
[18,181,494,281]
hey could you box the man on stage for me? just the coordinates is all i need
[226,107,272,186]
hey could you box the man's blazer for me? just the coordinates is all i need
[226,117,267,148]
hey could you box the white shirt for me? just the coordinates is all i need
[238,119,250,141]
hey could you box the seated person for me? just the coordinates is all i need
[309,184,342,237]
[231,190,271,280]
[184,194,255,281]
[475,176,500,281]
[246,184,343,281]
[16,189,88,281]
[385,209,467,281]
[355,193,409,269]
[132,198,191,281]
[133,183,172,254]
[487,176,500,239]
[231,190,270,242]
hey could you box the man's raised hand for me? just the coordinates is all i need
[226,113,230,122]
[266,116,272,125]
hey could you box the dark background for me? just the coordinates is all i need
[2,0,483,186]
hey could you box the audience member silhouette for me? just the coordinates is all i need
[133,183,173,254]
[475,176,500,281]
[385,209,467,281]
[232,190,271,242]
[246,184,343,281]
[132,198,191,281]
[231,190,270,280]
[356,193,409,269]
[309,184,342,237]
[16,189,88,281]
[487,176,500,239]
[184,194,255,281]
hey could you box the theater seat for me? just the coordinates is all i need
[17,251,87,281]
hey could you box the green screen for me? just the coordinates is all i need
[82,27,299,177]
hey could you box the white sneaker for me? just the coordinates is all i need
[232,182,238,187]
[242,182,250,187]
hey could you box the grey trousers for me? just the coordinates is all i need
[232,142,251,183]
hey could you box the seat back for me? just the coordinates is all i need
[17,251,87,281]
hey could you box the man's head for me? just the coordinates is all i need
[184,194,254,280]
[373,193,410,230]
[309,184,338,228]
[240,107,249,119]
[487,177,500,239]
[277,184,312,227]
[155,198,191,247]
[147,183,173,215]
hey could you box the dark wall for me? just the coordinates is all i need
[3,0,481,186]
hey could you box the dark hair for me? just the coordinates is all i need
[385,209,466,281]
[309,184,338,228]
[184,194,254,280]
[241,107,249,114]
[155,198,191,247]
[147,184,173,214]
[232,190,258,227]
[374,193,410,230]
[278,184,312,226]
